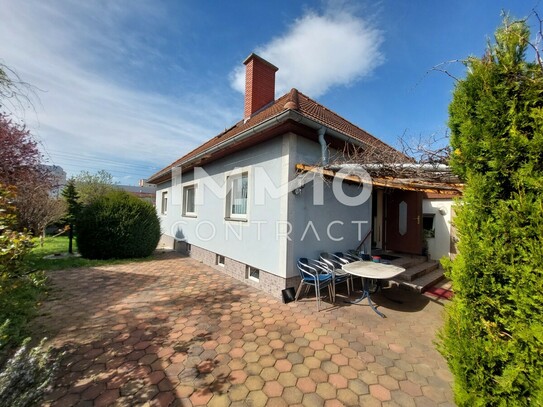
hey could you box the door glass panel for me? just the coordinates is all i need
[399,201,407,236]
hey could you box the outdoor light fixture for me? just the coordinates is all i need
[292,187,303,195]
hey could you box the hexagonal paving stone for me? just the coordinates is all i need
[277,372,297,388]
[302,392,324,406]
[245,375,266,391]
[303,356,320,369]
[229,384,250,401]
[263,380,284,398]
[190,388,213,406]
[369,383,392,401]
[308,368,328,384]
[316,382,337,400]
[296,376,317,393]
[291,363,310,379]
[275,359,292,373]
[261,366,280,381]
[246,390,269,407]
[282,386,303,405]
[320,360,339,375]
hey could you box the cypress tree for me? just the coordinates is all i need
[61,179,80,254]
[439,17,543,405]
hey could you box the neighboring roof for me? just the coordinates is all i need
[116,185,156,194]
[147,88,403,184]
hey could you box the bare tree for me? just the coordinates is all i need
[0,63,37,115]
[330,131,454,184]
[15,180,66,245]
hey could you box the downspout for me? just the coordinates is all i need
[318,126,328,166]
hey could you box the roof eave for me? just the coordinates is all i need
[146,109,384,185]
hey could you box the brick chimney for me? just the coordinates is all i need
[243,53,278,119]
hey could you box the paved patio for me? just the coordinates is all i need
[35,252,454,406]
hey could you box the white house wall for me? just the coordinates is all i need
[156,137,288,278]
[422,199,454,261]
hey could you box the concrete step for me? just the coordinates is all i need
[395,261,439,282]
[394,268,446,293]
[389,256,428,270]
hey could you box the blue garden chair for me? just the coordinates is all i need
[320,252,353,298]
[295,258,334,311]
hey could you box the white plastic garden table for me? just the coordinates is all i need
[342,261,405,318]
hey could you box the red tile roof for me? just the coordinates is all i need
[147,88,402,183]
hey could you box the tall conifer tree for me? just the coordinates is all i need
[440,17,543,405]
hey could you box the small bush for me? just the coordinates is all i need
[0,185,46,362]
[76,190,160,259]
[0,338,59,407]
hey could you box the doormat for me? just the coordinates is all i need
[425,286,454,300]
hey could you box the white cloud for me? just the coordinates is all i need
[0,0,236,183]
[231,5,384,98]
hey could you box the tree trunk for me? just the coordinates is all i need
[68,224,73,254]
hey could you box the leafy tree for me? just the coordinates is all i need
[439,17,543,406]
[61,180,80,254]
[0,186,34,279]
[0,113,57,237]
[73,170,116,206]
[0,113,49,188]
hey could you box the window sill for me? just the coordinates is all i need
[224,217,248,222]
[182,214,197,218]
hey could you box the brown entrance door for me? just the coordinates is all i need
[385,190,423,254]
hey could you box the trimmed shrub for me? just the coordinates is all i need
[76,190,160,259]
[439,17,543,406]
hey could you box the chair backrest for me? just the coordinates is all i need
[320,252,346,269]
[308,258,333,274]
[347,250,362,260]
[297,258,317,281]
[341,252,360,262]
[334,252,356,263]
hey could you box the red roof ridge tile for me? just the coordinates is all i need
[283,88,299,110]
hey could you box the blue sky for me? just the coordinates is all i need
[1,0,540,185]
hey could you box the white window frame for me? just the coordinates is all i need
[216,254,225,267]
[161,191,168,215]
[247,266,260,282]
[225,170,249,221]
[182,183,197,217]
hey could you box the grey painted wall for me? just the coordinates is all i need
[285,135,372,279]
[156,136,289,277]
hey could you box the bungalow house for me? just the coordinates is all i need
[147,54,461,299]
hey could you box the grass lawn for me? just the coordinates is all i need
[26,236,154,271]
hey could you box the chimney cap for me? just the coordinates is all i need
[243,53,279,72]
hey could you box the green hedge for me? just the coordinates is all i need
[439,17,543,406]
[76,190,160,260]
